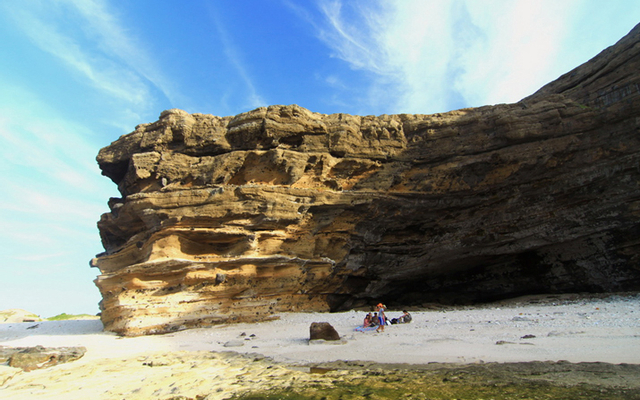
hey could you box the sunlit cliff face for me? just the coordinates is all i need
[93,24,640,336]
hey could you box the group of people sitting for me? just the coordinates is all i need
[361,303,412,333]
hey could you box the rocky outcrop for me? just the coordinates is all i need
[0,346,86,371]
[93,24,640,336]
[309,322,341,341]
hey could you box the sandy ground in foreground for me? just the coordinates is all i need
[1,293,639,366]
[1,294,640,400]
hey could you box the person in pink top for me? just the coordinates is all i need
[363,312,373,327]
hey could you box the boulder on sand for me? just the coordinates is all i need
[309,322,340,341]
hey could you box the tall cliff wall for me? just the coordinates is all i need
[94,24,640,336]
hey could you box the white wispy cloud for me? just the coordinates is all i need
[0,81,115,309]
[2,0,181,113]
[317,0,392,75]
[0,85,113,195]
[309,0,457,113]
[310,0,581,114]
[67,0,184,105]
[0,0,174,316]
[456,0,578,106]
[0,182,104,223]
[204,3,267,111]
[13,252,71,263]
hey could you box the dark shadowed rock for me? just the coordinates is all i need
[310,322,340,341]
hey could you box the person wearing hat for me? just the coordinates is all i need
[376,303,386,333]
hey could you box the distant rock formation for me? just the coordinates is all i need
[0,309,41,323]
[93,24,640,336]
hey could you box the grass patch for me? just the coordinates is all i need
[46,313,98,321]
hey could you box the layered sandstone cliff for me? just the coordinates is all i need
[93,24,640,336]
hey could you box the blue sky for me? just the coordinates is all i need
[1,0,639,318]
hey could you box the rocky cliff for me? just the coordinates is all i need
[93,24,640,336]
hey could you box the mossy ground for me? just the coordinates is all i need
[233,380,637,400]
[231,363,640,400]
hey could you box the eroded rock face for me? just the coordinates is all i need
[93,24,640,336]
[1,346,86,371]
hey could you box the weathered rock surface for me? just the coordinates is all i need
[93,24,640,336]
[0,345,86,371]
[309,322,340,341]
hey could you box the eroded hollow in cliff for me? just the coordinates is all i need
[177,231,254,257]
[100,159,129,185]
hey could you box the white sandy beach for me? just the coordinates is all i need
[2,293,639,366]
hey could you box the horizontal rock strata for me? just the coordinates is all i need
[93,24,640,336]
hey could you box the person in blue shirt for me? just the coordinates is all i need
[376,303,386,332]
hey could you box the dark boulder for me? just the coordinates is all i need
[310,322,340,341]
